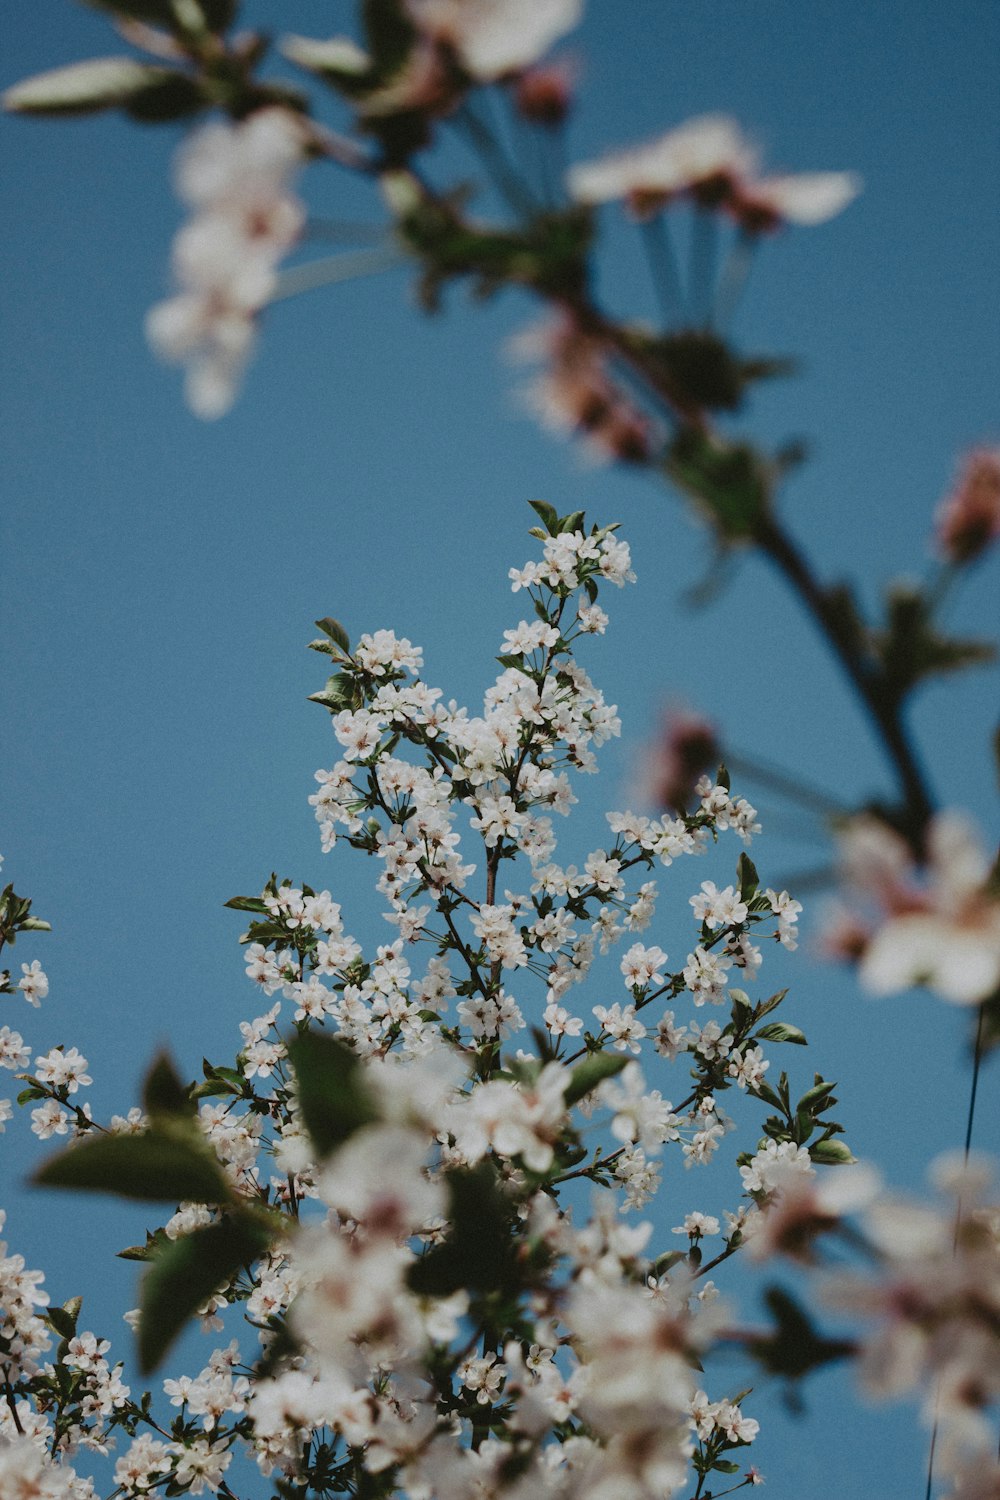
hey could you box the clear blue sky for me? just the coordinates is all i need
[3,2,999,1495]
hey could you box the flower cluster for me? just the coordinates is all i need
[146,108,307,418]
[0,513,845,1500]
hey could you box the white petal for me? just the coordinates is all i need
[751,171,861,224]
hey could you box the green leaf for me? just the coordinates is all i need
[564,1051,628,1106]
[35,1128,233,1206]
[407,1163,514,1297]
[46,1298,82,1340]
[875,583,996,703]
[665,429,772,542]
[314,617,352,655]
[737,852,759,899]
[558,509,585,534]
[18,917,52,933]
[224,895,269,914]
[287,1030,378,1159]
[308,673,360,712]
[754,988,789,1021]
[755,1022,807,1045]
[528,499,559,535]
[3,58,186,116]
[750,1286,854,1379]
[138,1213,275,1373]
[713,1460,741,1475]
[809,1138,856,1165]
[143,1051,195,1119]
[797,1080,837,1112]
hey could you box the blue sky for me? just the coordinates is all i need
[3,2,999,1494]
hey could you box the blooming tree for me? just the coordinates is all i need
[4,2,1000,1498]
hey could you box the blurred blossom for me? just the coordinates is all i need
[935,447,1000,565]
[568,111,859,231]
[509,311,654,462]
[404,0,583,82]
[568,114,753,219]
[642,705,720,813]
[731,170,861,232]
[146,108,307,419]
[745,1161,881,1262]
[823,1156,1000,1475]
[831,812,1000,1004]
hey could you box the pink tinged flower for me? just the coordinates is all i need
[510,312,654,464]
[567,114,756,217]
[406,0,582,81]
[855,812,1000,1005]
[746,1161,881,1262]
[732,170,861,232]
[935,447,1000,564]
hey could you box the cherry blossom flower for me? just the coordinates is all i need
[837,811,1000,1004]
[935,447,1000,564]
[146,108,307,419]
[405,0,582,82]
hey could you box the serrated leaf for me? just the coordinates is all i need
[754,988,789,1020]
[35,1128,233,1205]
[713,1460,741,1474]
[4,57,182,116]
[809,1138,856,1165]
[46,1302,81,1340]
[18,917,52,932]
[138,1213,275,1373]
[286,1031,378,1159]
[564,1051,628,1106]
[755,1021,807,1045]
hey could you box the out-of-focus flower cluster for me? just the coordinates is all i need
[146,109,307,418]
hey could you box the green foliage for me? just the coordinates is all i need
[665,429,773,541]
[138,1212,276,1372]
[750,1286,854,1381]
[35,1128,234,1206]
[564,1051,628,1106]
[287,1029,379,1159]
[874,583,995,705]
[407,1163,517,1298]
[755,1021,807,1045]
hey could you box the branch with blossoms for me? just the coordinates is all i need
[3,510,865,1500]
[3,4,1000,1498]
[5,0,998,1044]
